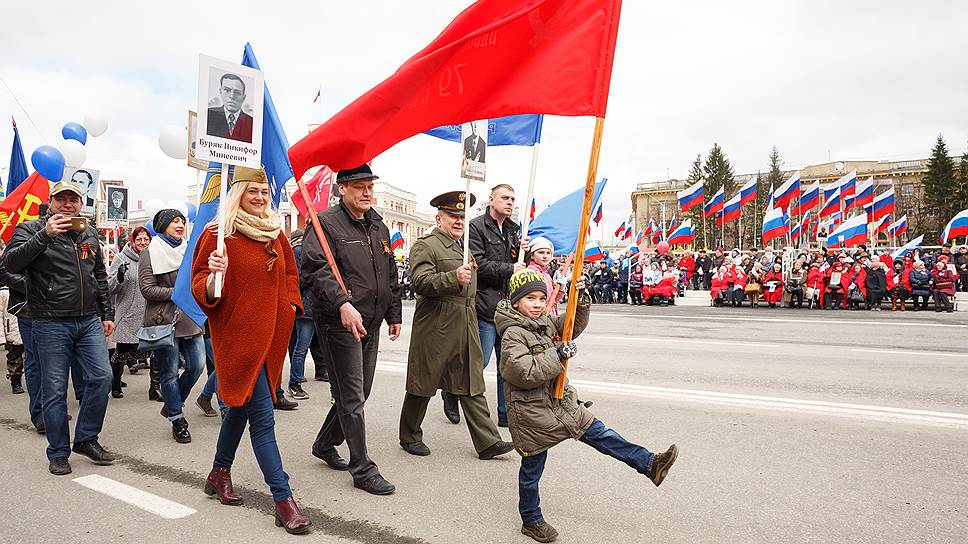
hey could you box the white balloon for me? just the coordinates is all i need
[164,200,189,215]
[83,113,108,137]
[158,125,187,160]
[145,198,166,217]
[58,139,86,167]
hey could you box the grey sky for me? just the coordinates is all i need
[2,1,966,227]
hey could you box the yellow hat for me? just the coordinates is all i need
[231,166,268,186]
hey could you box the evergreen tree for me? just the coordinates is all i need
[923,134,957,236]
[685,154,706,248]
[760,147,785,249]
[957,147,968,214]
[703,143,735,247]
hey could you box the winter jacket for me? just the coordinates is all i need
[139,241,203,338]
[496,296,593,456]
[292,244,314,320]
[865,268,887,296]
[108,244,148,346]
[468,212,521,321]
[0,258,27,317]
[4,213,113,321]
[301,200,402,331]
[762,271,784,303]
[932,269,957,296]
[0,288,22,345]
[909,269,931,296]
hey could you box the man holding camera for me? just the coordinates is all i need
[4,181,116,476]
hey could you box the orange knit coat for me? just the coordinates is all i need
[191,228,302,407]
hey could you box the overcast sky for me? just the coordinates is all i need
[2,1,967,225]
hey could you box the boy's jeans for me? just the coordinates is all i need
[518,419,655,525]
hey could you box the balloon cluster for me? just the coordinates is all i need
[29,114,109,182]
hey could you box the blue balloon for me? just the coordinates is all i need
[31,146,66,182]
[62,122,88,145]
[145,220,156,236]
[185,202,198,223]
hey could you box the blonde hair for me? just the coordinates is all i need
[206,181,279,237]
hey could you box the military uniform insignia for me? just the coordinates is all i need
[381,239,391,254]
[80,242,93,260]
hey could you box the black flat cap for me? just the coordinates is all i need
[336,164,380,184]
[430,191,476,217]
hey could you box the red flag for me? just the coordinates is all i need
[288,0,623,178]
[0,172,51,243]
[291,167,334,218]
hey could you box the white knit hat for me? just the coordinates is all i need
[529,236,554,254]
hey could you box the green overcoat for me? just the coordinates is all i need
[405,228,485,397]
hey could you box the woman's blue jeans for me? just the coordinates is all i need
[214,366,292,502]
[287,318,315,386]
[158,335,205,420]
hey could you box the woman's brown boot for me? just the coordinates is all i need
[204,466,243,505]
[274,496,312,534]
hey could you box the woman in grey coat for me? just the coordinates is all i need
[107,227,152,398]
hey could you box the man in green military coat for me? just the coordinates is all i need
[399,191,514,460]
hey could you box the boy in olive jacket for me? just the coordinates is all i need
[496,269,679,543]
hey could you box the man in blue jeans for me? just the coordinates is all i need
[4,181,116,475]
[467,183,529,427]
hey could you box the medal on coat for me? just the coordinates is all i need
[381,239,391,255]
[80,242,92,260]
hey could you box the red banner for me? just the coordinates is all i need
[0,172,51,242]
[290,167,334,218]
[288,0,622,178]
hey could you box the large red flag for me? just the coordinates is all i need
[288,0,622,179]
[290,166,335,218]
[0,172,50,242]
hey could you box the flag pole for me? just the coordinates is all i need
[213,163,230,298]
[517,142,541,264]
[295,173,347,293]
[463,177,473,265]
[554,117,604,399]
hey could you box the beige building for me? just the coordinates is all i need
[372,181,434,255]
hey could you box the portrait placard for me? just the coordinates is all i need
[104,185,129,225]
[460,120,487,181]
[195,54,264,168]
[63,167,101,217]
[186,111,208,170]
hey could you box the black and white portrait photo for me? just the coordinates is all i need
[65,167,100,217]
[206,70,255,144]
[195,54,265,169]
[460,120,487,181]
[105,185,129,222]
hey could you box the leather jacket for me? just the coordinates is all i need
[468,212,520,321]
[3,214,113,321]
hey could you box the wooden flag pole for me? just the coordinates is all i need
[213,163,229,298]
[553,117,605,399]
[463,177,473,265]
[517,142,542,264]
[295,173,347,293]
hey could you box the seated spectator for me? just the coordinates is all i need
[729,261,747,307]
[785,262,805,309]
[710,266,729,306]
[805,263,823,309]
[745,262,764,308]
[824,261,847,310]
[865,261,887,311]
[846,263,867,310]
[909,261,931,311]
[628,264,644,305]
[931,260,957,312]
[762,263,784,308]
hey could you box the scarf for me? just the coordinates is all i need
[159,233,182,248]
[234,209,282,271]
[146,235,186,275]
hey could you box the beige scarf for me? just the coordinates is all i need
[234,209,282,270]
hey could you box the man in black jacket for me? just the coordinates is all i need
[695,249,712,290]
[468,183,527,427]
[302,164,402,496]
[3,182,116,475]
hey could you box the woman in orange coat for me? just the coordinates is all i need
[191,166,311,534]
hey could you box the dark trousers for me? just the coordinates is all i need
[310,324,332,380]
[32,315,111,460]
[629,286,643,305]
[788,290,804,308]
[518,419,654,525]
[912,294,930,310]
[616,282,628,304]
[110,343,138,393]
[157,335,205,420]
[867,290,885,308]
[313,322,381,482]
[399,392,501,453]
[933,291,953,311]
[214,366,292,501]
[18,317,43,424]
[824,291,844,309]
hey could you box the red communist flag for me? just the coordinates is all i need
[288,0,623,179]
[0,172,51,243]
[291,166,335,218]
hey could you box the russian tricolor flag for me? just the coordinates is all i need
[869,214,891,236]
[940,208,968,243]
[738,177,758,206]
[593,203,603,225]
[871,187,895,222]
[651,221,664,244]
[529,198,536,222]
[584,243,606,262]
[718,193,742,225]
[888,214,908,238]
[622,225,633,240]
[667,219,695,246]
[854,177,874,208]
[613,221,626,238]
[826,214,867,248]
[643,218,656,237]
[795,183,820,215]
[677,180,705,213]
[704,185,725,218]
[793,212,811,241]
[836,169,857,209]
[389,231,405,251]
[761,204,789,245]
[819,187,841,218]
[774,171,801,210]
[667,217,678,235]
[892,234,924,260]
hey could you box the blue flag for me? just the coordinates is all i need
[528,179,608,256]
[241,43,294,207]
[172,163,223,327]
[424,114,543,146]
[7,119,29,195]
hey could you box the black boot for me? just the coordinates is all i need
[442,391,460,424]
[11,375,24,395]
[148,361,163,402]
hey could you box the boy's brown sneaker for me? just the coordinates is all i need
[521,520,558,543]
[650,444,678,487]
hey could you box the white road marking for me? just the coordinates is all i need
[376,361,968,429]
[588,335,781,349]
[851,348,968,358]
[73,475,196,519]
[598,313,968,329]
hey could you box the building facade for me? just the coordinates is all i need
[372,181,434,256]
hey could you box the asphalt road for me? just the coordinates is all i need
[2,301,966,543]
